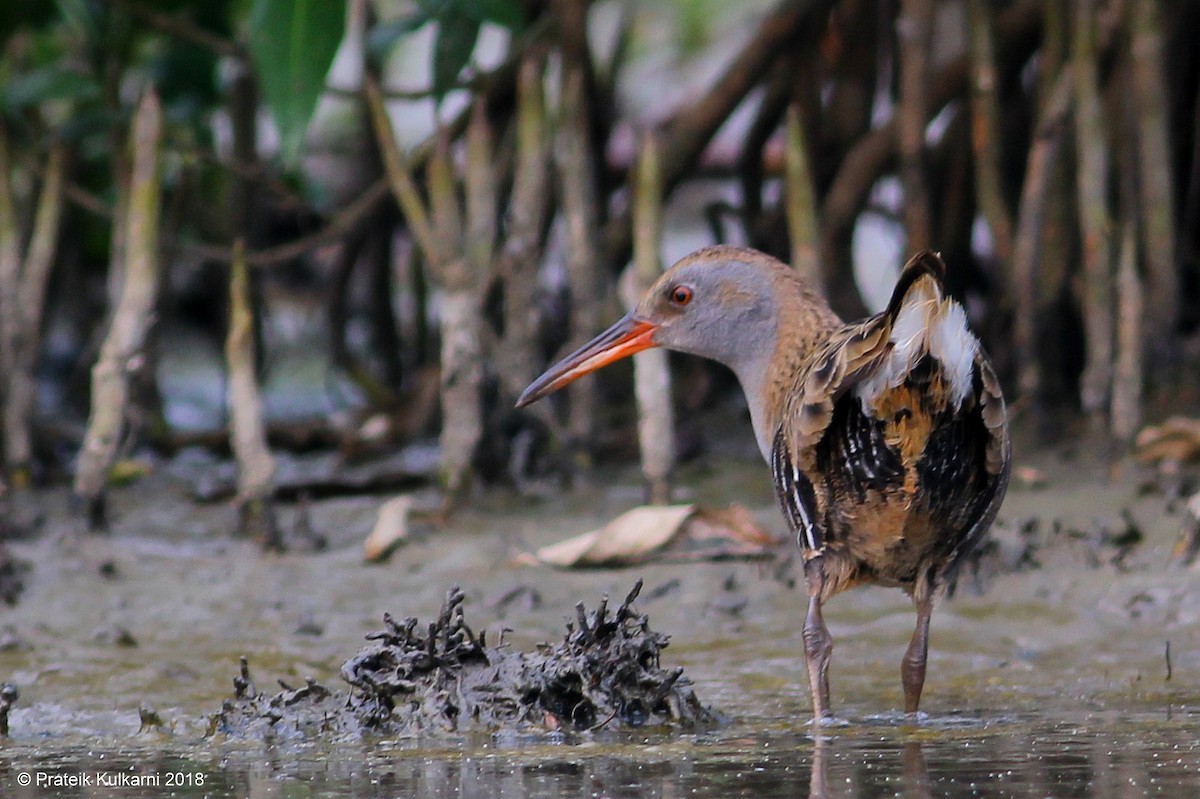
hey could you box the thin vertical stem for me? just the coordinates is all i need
[1129,0,1178,356]
[424,125,482,499]
[1111,218,1142,441]
[1011,73,1072,401]
[364,73,439,263]
[427,130,462,285]
[5,141,67,482]
[0,123,21,385]
[784,105,820,283]
[1072,0,1114,421]
[631,132,674,504]
[19,142,67,329]
[967,0,1014,270]
[738,59,794,246]
[897,0,935,252]
[227,238,278,543]
[74,88,164,528]
[497,55,551,402]
[465,99,497,276]
[558,70,604,454]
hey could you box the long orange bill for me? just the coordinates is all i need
[515,313,659,408]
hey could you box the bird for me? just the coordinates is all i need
[516,245,1011,721]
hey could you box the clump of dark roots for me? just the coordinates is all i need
[210,581,717,740]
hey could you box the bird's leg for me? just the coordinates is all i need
[901,594,933,713]
[802,558,833,721]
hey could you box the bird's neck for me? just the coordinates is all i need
[735,277,842,461]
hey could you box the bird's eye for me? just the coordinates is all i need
[670,285,693,306]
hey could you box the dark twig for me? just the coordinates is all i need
[617,578,644,623]
[109,0,246,59]
[234,656,257,699]
[0,683,17,736]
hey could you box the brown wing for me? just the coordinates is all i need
[780,250,947,456]
[934,352,1011,588]
[770,315,894,552]
[770,251,1009,569]
[773,344,1010,571]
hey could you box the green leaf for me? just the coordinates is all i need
[59,105,122,149]
[465,0,524,29]
[415,0,454,16]
[54,0,100,36]
[0,0,58,44]
[0,66,101,111]
[431,10,480,101]
[248,0,346,164]
[366,10,432,60]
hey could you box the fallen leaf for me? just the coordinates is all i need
[108,458,153,486]
[1012,465,1048,490]
[364,495,414,562]
[1135,417,1200,465]
[530,503,780,568]
[534,505,691,566]
[682,504,778,553]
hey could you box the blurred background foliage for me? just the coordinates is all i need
[0,0,1198,509]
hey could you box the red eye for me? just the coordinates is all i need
[670,285,693,306]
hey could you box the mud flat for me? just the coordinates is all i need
[1,429,1200,796]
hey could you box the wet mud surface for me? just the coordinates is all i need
[3,424,1200,796]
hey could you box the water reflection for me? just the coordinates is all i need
[809,735,932,799]
[372,715,1200,799]
[3,712,1199,797]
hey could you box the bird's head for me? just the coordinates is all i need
[516,246,798,409]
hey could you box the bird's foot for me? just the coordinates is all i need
[810,714,850,728]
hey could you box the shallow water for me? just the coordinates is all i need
[5,710,1200,797]
[3,440,1200,796]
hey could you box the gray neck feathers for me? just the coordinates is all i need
[677,265,782,461]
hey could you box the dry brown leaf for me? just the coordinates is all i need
[531,503,779,568]
[1012,465,1048,490]
[364,495,414,562]
[673,504,780,560]
[534,505,693,567]
[1135,417,1200,464]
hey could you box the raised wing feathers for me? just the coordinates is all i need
[769,251,1010,580]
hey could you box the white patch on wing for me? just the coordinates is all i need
[855,280,934,404]
[855,277,979,410]
[889,289,934,360]
[928,300,979,407]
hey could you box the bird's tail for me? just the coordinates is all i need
[857,250,979,408]
[883,250,947,324]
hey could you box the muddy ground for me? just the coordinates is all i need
[2,416,1200,796]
